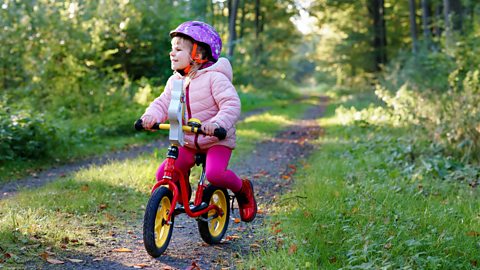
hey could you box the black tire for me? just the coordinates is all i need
[197,185,230,244]
[143,187,174,257]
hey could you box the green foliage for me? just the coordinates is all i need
[0,96,302,268]
[244,93,480,269]
[377,37,480,163]
[0,105,59,162]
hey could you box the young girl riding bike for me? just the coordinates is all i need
[140,21,257,222]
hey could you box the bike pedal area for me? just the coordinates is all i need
[173,202,208,215]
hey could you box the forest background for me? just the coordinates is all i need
[1,0,479,183]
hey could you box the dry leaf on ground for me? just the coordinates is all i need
[46,258,65,264]
[112,247,133,252]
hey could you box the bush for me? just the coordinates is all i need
[0,106,59,162]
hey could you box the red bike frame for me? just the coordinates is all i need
[150,145,223,224]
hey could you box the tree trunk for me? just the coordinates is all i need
[450,0,463,32]
[421,0,432,44]
[443,0,453,49]
[434,2,442,38]
[368,0,387,71]
[227,0,240,58]
[409,0,418,53]
[239,0,246,39]
[254,0,262,59]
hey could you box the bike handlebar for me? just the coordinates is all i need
[134,119,227,140]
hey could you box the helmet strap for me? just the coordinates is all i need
[182,43,208,75]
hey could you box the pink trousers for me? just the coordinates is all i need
[155,145,243,193]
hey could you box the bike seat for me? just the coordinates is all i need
[195,153,206,166]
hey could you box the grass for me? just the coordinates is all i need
[0,88,294,184]
[0,93,310,268]
[241,92,480,269]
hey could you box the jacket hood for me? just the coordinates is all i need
[173,57,233,82]
[197,57,233,81]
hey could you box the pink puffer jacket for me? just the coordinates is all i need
[143,58,241,150]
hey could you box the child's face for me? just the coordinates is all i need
[170,37,192,71]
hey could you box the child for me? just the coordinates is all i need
[140,21,257,222]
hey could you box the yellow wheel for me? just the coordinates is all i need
[197,185,230,244]
[143,187,174,257]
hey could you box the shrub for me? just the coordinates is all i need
[0,106,59,162]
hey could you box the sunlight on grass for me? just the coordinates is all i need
[0,154,161,267]
[0,95,314,267]
[244,112,293,125]
[236,129,268,140]
[243,98,480,269]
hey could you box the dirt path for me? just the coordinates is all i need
[0,109,268,200]
[17,98,328,269]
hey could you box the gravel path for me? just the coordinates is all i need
[10,98,328,269]
[0,108,269,200]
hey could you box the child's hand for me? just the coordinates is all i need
[201,122,219,136]
[141,115,157,130]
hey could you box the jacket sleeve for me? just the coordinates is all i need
[142,77,173,123]
[209,74,241,130]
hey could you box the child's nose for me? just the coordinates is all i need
[169,51,175,56]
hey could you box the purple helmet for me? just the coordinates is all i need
[170,21,222,62]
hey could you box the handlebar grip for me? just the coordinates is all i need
[134,119,159,131]
[213,127,227,140]
[134,119,144,131]
[134,119,226,140]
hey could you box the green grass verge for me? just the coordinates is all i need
[241,94,480,269]
[0,93,311,268]
[0,88,294,184]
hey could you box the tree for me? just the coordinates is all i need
[409,0,419,53]
[227,0,240,58]
[368,0,388,71]
[421,0,432,48]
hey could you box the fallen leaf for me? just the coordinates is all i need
[303,210,312,218]
[133,263,149,269]
[39,252,49,260]
[67,258,83,263]
[112,248,133,252]
[104,213,116,221]
[276,238,284,246]
[384,242,392,249]
[250,243,261,248]
[46,258,65,264]
[81,185,89,192]
[288,244,297,254]
[99,204,108,210]
[186,261,201,270]
[234,218,241,223]
[93,257,103,261]
[225,235,241,241]
[61,237,70,244]
[281,175,291,180]
[467,231,480,237]
[85,241,95,246]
